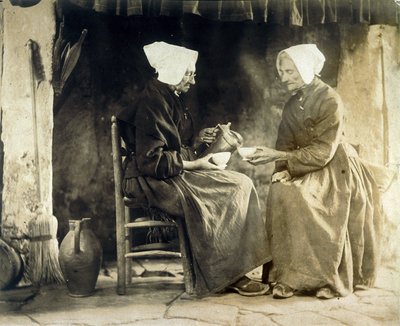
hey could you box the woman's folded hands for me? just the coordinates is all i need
[271,170,292,183]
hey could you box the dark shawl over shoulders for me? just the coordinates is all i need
[119,80,185,179]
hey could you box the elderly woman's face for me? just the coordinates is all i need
[278,54,305,92]
[174,68,196,94]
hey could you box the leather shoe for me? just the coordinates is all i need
[272,283,294,299]
[316,287,336,299]
[228,276,270,297]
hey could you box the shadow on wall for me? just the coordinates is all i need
[52,8,340,259]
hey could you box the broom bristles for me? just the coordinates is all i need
[27,212,64,285]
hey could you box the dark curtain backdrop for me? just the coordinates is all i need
[60,0,400,25]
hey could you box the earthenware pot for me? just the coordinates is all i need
[59,218,102,297]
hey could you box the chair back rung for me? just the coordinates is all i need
[131,242,179,252]
[126,250,181,259]
[125,221,177,229]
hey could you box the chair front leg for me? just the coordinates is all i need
[176,218,195,295]
[125,206,132,285]
[116,197,126,295]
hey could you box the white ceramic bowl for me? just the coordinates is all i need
[238,147,257,159]
[211,152,231,166]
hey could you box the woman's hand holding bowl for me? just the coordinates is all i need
[211,152,231,168]
[238,147,257,161]
[247,146,283,165]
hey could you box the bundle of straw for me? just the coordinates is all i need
[26,40,64,285]
[27,206,64,285]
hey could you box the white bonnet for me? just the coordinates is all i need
[277,44,326,84]
[143,41,198,85]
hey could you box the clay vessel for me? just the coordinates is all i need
[59,218,102,297]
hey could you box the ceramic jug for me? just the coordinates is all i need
[200,123,243,156]
[59,218,102,297]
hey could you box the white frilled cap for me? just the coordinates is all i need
[277,44,326,84]
[143,41,198,85]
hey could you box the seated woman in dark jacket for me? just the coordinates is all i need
[248,44,384,300]
[117,41,271,297]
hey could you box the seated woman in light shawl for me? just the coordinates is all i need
[117,41,272,297]
[247,44,384,299]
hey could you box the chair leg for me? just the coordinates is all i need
[176,218,194,295]
[116,198,126,295]
[125,206,132,285]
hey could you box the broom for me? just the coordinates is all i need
[25,40,64,285]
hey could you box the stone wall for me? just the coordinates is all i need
[337,24,400,165]
[0,0,56,253]
[337,24,400,266]
[0,2,4,222]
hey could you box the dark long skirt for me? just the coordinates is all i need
[124,169,272,296]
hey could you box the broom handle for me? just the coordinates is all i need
[26,40,42,203]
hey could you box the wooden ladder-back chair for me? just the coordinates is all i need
[111,115,195,295]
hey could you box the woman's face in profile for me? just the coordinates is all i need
[278,54,305,92]
[174,69,196,94]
